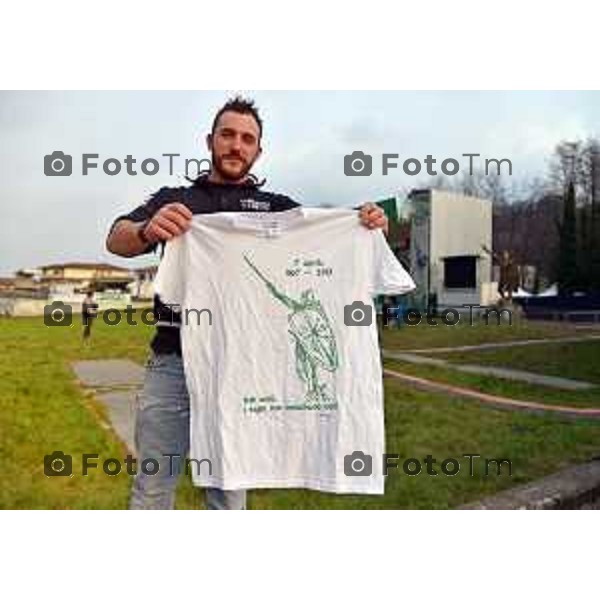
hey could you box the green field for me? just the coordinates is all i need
[2,315,600,509]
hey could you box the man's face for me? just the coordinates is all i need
[207,110,261,182]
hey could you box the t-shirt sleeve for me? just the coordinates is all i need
[153,236,187,310]
[370,230,417,296]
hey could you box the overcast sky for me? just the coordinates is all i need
[1,90,599,276]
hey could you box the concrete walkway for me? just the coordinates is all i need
[72,359,145,388]
[72,359,145,452]
[383,349,597,391]
[407,334,600,355]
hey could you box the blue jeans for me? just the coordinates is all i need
[129,351,247,510]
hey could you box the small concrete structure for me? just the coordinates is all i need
[396,189,494,313]
[461,459,600,509]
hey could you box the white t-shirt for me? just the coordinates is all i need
[154,207,416,494]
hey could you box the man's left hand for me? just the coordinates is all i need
[359,203,388,234]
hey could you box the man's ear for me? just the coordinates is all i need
[206,133,212,152]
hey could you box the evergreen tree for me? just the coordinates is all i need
[557,180,578,295]
[590,144,600,291]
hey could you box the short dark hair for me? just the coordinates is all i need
[211,96,263,141]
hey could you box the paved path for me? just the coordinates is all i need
[406,334,600,355]
[383,368,600,420]
[383,350,596,391]
[72,359,145,452]
[72,359,145,388]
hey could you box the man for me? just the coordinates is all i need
[106,96,388,510]
[81,290,98,343]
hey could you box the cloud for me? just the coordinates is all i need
[2,91,600,276]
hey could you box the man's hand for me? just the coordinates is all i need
[142,203,193,243]
[359,203,388,234]
[106,202,193,258]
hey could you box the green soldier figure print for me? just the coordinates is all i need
[243,254,339,404]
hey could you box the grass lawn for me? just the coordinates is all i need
[2,315,600,509]
[380,317,595,352]
[431,341,600,385]
[251,378,600,509]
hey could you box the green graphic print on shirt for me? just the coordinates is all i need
[243,254,340,405]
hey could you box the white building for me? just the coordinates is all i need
[397,189,495,312]
[0,262,136,316]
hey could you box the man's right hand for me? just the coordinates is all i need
[106,202,194,258]
[142,203,193,243]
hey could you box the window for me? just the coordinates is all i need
[443,256,477,289]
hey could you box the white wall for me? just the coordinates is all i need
[0,298,48,316]
[429,190,492,309]
[0,296,149,317]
